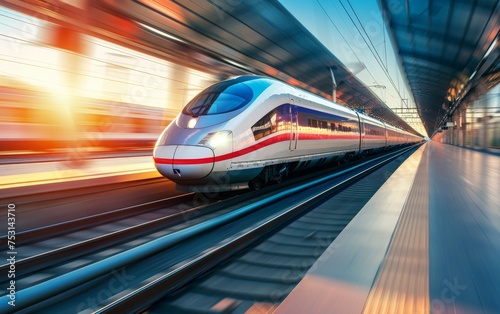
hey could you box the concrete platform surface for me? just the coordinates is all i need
[276,142,500,314]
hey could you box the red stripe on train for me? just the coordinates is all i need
[154,132,364,165]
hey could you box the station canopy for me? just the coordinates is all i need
[379,0,499,136]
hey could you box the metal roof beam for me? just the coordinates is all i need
[389,23,477,51]
[398,49,460,73]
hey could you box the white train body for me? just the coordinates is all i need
[153,76,421,191]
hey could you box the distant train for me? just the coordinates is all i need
[153,76,422,191]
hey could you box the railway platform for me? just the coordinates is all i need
[276,141,500,314]
[0,155,160,198]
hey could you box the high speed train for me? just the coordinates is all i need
[153,76,422,191]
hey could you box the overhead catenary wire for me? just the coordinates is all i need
[314,0,426,136]
[339,0,409,108]
[315,0,380,86]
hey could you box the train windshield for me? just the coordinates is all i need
[183,79,254,116]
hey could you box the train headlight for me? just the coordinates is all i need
[187,117,198,128]
[198,130,232,149]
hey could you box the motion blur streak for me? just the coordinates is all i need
[0,6,218,163]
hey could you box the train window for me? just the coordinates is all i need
[252,109,277,140]
[298,107,359,134]
[183,81,253,116]
[308,118,318,128]
[365,124,385,136]
[252,105,291,140]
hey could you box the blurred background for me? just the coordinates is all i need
[0,4,222,164]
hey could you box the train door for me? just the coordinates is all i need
[358,115,365,152]
[289,100,298,150]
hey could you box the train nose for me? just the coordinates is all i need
[154,145,214,181]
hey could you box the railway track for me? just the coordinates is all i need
[0,183,267,289]
[0,193,195,279]
[97,145,420,314]
[0,144,420,313]
[0,177,184,232]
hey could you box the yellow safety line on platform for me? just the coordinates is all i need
[0,157,157,189]
[362,145,429,314]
